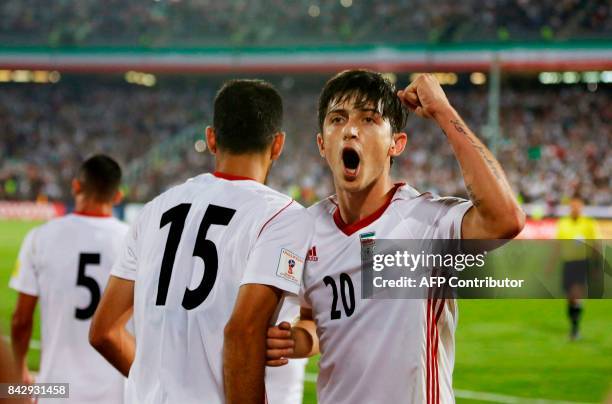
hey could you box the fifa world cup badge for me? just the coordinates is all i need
[276,249,304,285]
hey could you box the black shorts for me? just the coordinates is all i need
[562,260,589,292]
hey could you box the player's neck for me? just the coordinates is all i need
[335,176,396,225]
[74,197,113,217]
[214,154,269,184]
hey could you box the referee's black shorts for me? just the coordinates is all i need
[562,260,589,293]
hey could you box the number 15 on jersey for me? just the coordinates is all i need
[155,203,236,310]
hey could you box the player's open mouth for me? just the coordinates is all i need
[342,147,360,179]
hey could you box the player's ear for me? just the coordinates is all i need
[316,133,325,157]
[71,178,81,196]
[270,132,285,161]
[112,189,124,205]
[205,126,217,155]
[389,132,407,158]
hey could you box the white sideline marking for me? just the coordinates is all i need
[454,389,596,404]
[304,372,596,404]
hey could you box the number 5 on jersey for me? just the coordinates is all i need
[156,203,236,310]
[75,253,101,320]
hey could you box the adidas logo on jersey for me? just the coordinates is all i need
[306,246,318,261]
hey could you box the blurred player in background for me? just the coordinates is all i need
[266,70,525,403]
[90,79,313,404]
[9,154,127,403]
[555,194,600,340]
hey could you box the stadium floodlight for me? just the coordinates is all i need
[194,140,207,153]
[470,72,487,85]
[49,71,61,83]
[581,72,599,83]
[11,70,31,82]
[308,5,320,17]
[538,72,561,84]
[562,72,580,84]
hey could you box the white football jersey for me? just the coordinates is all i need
[111,172,313,404]
[265,295,308,404]
[301,183,472,404]
[9,213,129,403]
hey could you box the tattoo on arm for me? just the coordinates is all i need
[449,119,502,180]
[473,142,502,180]
[450,119,467,136]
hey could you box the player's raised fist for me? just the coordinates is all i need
[266,321,295,367]
[397,73,452,120]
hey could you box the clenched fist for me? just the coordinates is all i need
[397,74,453,120]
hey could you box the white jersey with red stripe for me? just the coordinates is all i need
[111,172,313,404]
[301,183,472,404]
[9,213,129,403]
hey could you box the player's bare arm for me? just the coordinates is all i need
[398,74,525,239]
[266,307,319,366]
[224,283,284,404]
[89,275,135,377]
[0,338,29,404]
[11,292,37,384]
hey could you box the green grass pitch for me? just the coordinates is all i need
[1,219,610,403]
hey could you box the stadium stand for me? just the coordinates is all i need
[0,77,609,206]
[0,0,610,46]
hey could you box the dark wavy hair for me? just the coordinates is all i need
[318,69,407,134]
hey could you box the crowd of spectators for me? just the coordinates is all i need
[0,75,609,208]
[1,0,609,47]
[401,85,611,207]
[0,80,213,202]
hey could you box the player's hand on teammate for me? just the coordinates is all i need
[397,73,452,120]
[266,321,294,367]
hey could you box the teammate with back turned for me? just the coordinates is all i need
[10,155,127,403]
[264,71,525,404]
[89,79,313,404]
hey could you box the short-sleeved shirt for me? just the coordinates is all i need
[10,213,129,404]
[301,184,472,404]
[111,173,313,404]
[556,216,600,262]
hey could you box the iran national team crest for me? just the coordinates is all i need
[359,231,376,246]
[276,249,304,285]
[360,231,376,262]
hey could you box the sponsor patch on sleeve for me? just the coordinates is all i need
[276,248,304,286]
[12,259,20,278]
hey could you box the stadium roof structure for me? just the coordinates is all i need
[1,41,611,73]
